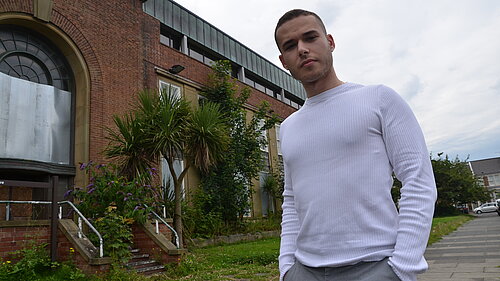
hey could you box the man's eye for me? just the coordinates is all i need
[284,43,296,51]
[305,36,318,41]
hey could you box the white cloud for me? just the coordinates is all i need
[174,0,500,160]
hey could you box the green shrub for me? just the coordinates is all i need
[0,242,54,280]
[90,206,133,263]
[183,188,282,241]
[183,191,224,239]
[71,162,162,262]
[243,214,281,233]
[0,242,88,281]
[434,203,461,217]
[71,162,160,223]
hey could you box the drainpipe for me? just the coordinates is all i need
[50,175,59,262]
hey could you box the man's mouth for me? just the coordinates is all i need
[301,59,316,67]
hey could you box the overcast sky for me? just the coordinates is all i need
[174,0,500,161]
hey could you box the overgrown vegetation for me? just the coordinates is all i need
[69,163,160,262]
[71,163,158,222]
[183,200,282,239]
[0,243,86,281]
[198,60,279,225]
[104,88,229,246]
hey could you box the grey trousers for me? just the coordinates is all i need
[284,258,401,281]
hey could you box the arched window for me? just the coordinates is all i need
[0,25,74,167]
[0,24,78,219]
[0,25,72,91]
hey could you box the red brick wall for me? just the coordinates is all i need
[0,225,50,260]
[51,0,147,163]
[54,0,297,164]
[56,230,110,275]
[131,224,179,264]
[0,223,180,273]
[1,0,296,165]
[0,224,110,273]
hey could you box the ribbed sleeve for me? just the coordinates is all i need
[379,87,438,281]
[278,160,299,281]
[278,83,437,281]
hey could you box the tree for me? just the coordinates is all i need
[199,60,279,223]
[390,154,491,216]
[391,174,402,208]
[105,89,228,246]
[432,153,491,214]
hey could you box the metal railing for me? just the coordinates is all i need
[144,204,180,248]
[0,200,51,221]
[0,200,104,258]
[58,201,104,258]
[1,201,180,253]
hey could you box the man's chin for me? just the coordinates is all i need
[299,75,321,84]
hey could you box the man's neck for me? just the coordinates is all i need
[303,72,344,98]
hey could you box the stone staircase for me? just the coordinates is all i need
[126,248,166,275]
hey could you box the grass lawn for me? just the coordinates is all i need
[427,214,473,245]
[159,237,281,280]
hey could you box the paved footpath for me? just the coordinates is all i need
[419,212,500,281]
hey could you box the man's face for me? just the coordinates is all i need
[276,15,335,85]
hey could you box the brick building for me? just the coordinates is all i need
[0,0,304,221]
[469,157,500,201]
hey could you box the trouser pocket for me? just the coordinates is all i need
[283,263,297,281]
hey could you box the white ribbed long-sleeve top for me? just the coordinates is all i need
[278,83,437,281]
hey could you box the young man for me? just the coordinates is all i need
[275,9,437,281]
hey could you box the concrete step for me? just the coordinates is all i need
[135,264,165,274]
[126,259,157,267]
[126,248,165,275]
[131,253,149,259]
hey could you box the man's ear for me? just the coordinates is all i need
[327,34,335,52]
[279,54,289,70]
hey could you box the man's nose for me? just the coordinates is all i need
[298,41,309,56]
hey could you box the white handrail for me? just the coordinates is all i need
[58,201,104,258]
[0,200,104,258]
[143,204,180,248]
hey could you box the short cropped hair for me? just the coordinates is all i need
[274,9,327,50]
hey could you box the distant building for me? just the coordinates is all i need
[0,0,303,220]
[468,157,500,201]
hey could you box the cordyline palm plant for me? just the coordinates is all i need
[105,113,156,180]
[105,88,228,246]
